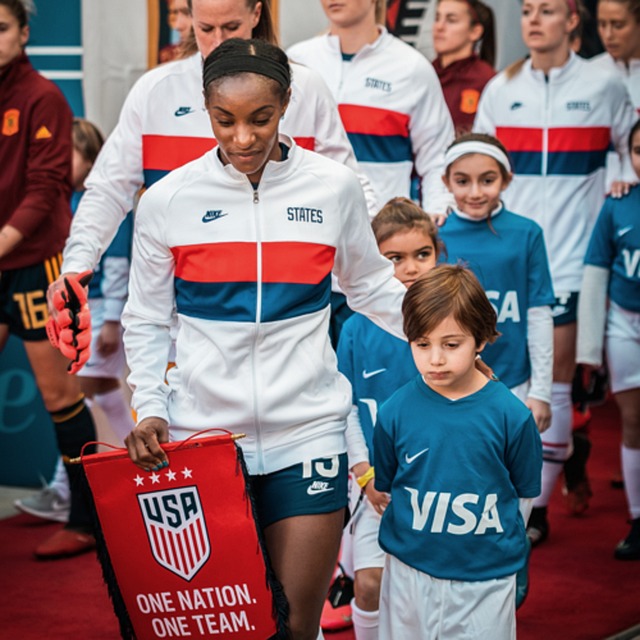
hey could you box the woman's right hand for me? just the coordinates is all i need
[125,417,170,471]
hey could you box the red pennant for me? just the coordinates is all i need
[82,433,280,639]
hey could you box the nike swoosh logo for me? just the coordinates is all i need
[617,225,633,237]
[202,211,228,223]
[174,106,195,117]
[307,486,335,496]
[405,448,429,464]
[363,368,386,379]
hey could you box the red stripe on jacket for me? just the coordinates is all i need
[496,126,611,153]
[338,105,410,137]
[172,242,336,284]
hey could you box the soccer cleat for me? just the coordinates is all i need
[34,528,96,560]
[14,487,70,523]
[614,517,640,561]
[526,507,549,548]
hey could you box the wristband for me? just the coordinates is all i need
[356,466,375,489]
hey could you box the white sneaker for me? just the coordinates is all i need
[14,487,70,523]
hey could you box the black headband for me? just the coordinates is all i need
[203,53,290,92]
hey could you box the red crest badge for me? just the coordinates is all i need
[2,109,20,136]
[460,89,480,115]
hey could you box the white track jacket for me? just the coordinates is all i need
[122,138,407,476]
[287,28,454,213]
[474,53,635,292]
[63,53,376,274]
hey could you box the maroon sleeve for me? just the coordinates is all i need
[7,84,73,239]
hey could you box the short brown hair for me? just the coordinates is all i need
[372,197,445,258]
[402,264,500,347]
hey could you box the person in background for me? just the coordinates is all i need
[577,119,640,560]
[287,0,454,213]
[590,0,640,188]
[432,0,496,134]
[15,118,135,524]
[0,0,97,559]
[474,0,635,547]
[159,0,192,63]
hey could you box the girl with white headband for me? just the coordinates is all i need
[439,133,556,607]
[440,134,554,433]
[473,0,635,549]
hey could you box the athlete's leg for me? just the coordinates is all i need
[529,322,575,544]
[618,388,640,512]
[264,510,345,640]
[80,376,134,444]
[23,339,97,534]
[351,502,386,640]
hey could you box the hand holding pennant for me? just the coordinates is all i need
[80,431,288,639]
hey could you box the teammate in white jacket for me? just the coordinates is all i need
[50,0,376,301]
[590,0,640,188]
[287,0,454,214]
[123,39,407,640]
[474,0,635,546]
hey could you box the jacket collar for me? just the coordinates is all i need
[324,26,390,59]
[525,50,580,83]
[209,134,300,185]
[0,51,31,92]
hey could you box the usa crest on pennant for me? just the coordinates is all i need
[138,486,211,581]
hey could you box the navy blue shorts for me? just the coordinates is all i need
[551,291,579,326]
[249,453,348,529]
[0,255,61,341]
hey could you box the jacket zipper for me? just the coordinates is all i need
[251,185,264,473]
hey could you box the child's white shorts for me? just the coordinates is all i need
[76,298,126,380]
[379,554,516,640]
[606,301,640,394]
[350,497,385,573]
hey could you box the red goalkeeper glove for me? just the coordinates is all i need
[46,270,93,374]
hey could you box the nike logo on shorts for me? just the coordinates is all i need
[307,481,334,496]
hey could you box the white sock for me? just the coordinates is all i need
[534,382,572,507]
[94,387,135,444]
[622,445,640,519]
[351,598,379,640]
[48,457,70,502]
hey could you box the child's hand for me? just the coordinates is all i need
[428,212,448,227]
[608,181,635,199]
[526,398,551,433]
[97,320,122,356]
[365,482,390,515]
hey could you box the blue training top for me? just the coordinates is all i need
[439,207,555,388]
[584,184,640,313]
[374,376,542,581]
